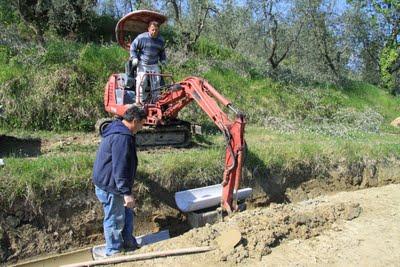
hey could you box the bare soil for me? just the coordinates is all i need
[1,135,399,265]
[117,184,400,266]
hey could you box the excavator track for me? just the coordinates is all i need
[96,119,192,149]
[136,121,191,148]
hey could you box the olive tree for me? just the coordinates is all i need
[290,0,352,83]
[14,0,98,43]
[210,0,251,51]
[163,0,217,52]
[246,0,303,71]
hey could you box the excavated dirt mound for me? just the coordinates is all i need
[114,184,400,266]
[135,200,361,264]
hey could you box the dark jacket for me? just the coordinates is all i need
[92,120,137,195]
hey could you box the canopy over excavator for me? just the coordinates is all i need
[115,10,167,50]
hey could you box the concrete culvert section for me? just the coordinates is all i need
[174,184,252,212]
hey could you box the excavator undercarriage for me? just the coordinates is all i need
[96,117,192,148]
[136,121,191,148]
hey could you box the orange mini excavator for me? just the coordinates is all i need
[101,10,249,214]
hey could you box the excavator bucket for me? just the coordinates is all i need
[175,185,252,227]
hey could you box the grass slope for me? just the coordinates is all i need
[0,39,399,208]
[1,127,399,209]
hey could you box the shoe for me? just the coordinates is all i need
[92,245,122,260]
[123,242,141,252]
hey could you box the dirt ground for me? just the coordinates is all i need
[2,134,400,265]
[116,183,400,267]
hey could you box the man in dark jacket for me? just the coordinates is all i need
[92,106,147,256]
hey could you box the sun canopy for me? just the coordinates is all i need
[115,10,167,51]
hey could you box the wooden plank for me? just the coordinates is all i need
[61,246,214,267]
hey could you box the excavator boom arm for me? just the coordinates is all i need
[148,77,246,212]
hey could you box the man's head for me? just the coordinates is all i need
[148,21,160,38]
[122,106,147,134]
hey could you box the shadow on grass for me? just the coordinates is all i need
[245,148,290,204]
[0,135,41,157]
[141,176,179,210]
[139,175,192,236]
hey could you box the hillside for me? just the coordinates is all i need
[0,39,399,264]
[1,0,400,264]
[1,40,399,132]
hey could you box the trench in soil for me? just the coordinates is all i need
[0,135,42,158]
[1,136,399,264]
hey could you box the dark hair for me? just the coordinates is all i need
[123,106,147,122]
[148,21,160,28]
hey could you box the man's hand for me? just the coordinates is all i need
[124,194,135,209]
[131,58,139,67]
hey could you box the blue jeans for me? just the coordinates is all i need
[95,186,138,255]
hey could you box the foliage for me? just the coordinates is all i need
[1,0,399,86]
[0,0,19,25]
[380,44,399,91]
[4,0,111,43]
[0,40,127,131]
[347,0,400,93]
[193,37,237,60]
[208,1,250,51]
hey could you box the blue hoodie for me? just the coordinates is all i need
[92,119,137,196]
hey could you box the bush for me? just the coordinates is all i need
[0,40,128,131]
[194,37,237,60]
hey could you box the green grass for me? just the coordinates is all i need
[1,36,400,209]
[186,68,399,131]
[194,37,239,61]
[1,38,399,134]
[0,40,127,131]
[1,127,399,209]
[0,154,94,207]
[246,127,400,164]
[341,81,400,121]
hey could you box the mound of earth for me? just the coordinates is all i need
[391,117,400,127]
[131,199,362,264]
[117,184,400,266]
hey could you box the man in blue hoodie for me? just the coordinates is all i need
[92,106,147,256]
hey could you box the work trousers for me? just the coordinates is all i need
[135,63,161,103]
[95,186,138,256]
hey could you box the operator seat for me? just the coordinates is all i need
[125,59,152,95]
[114,60,137,105]
[124,59,137,90]
[125,59,169,104]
